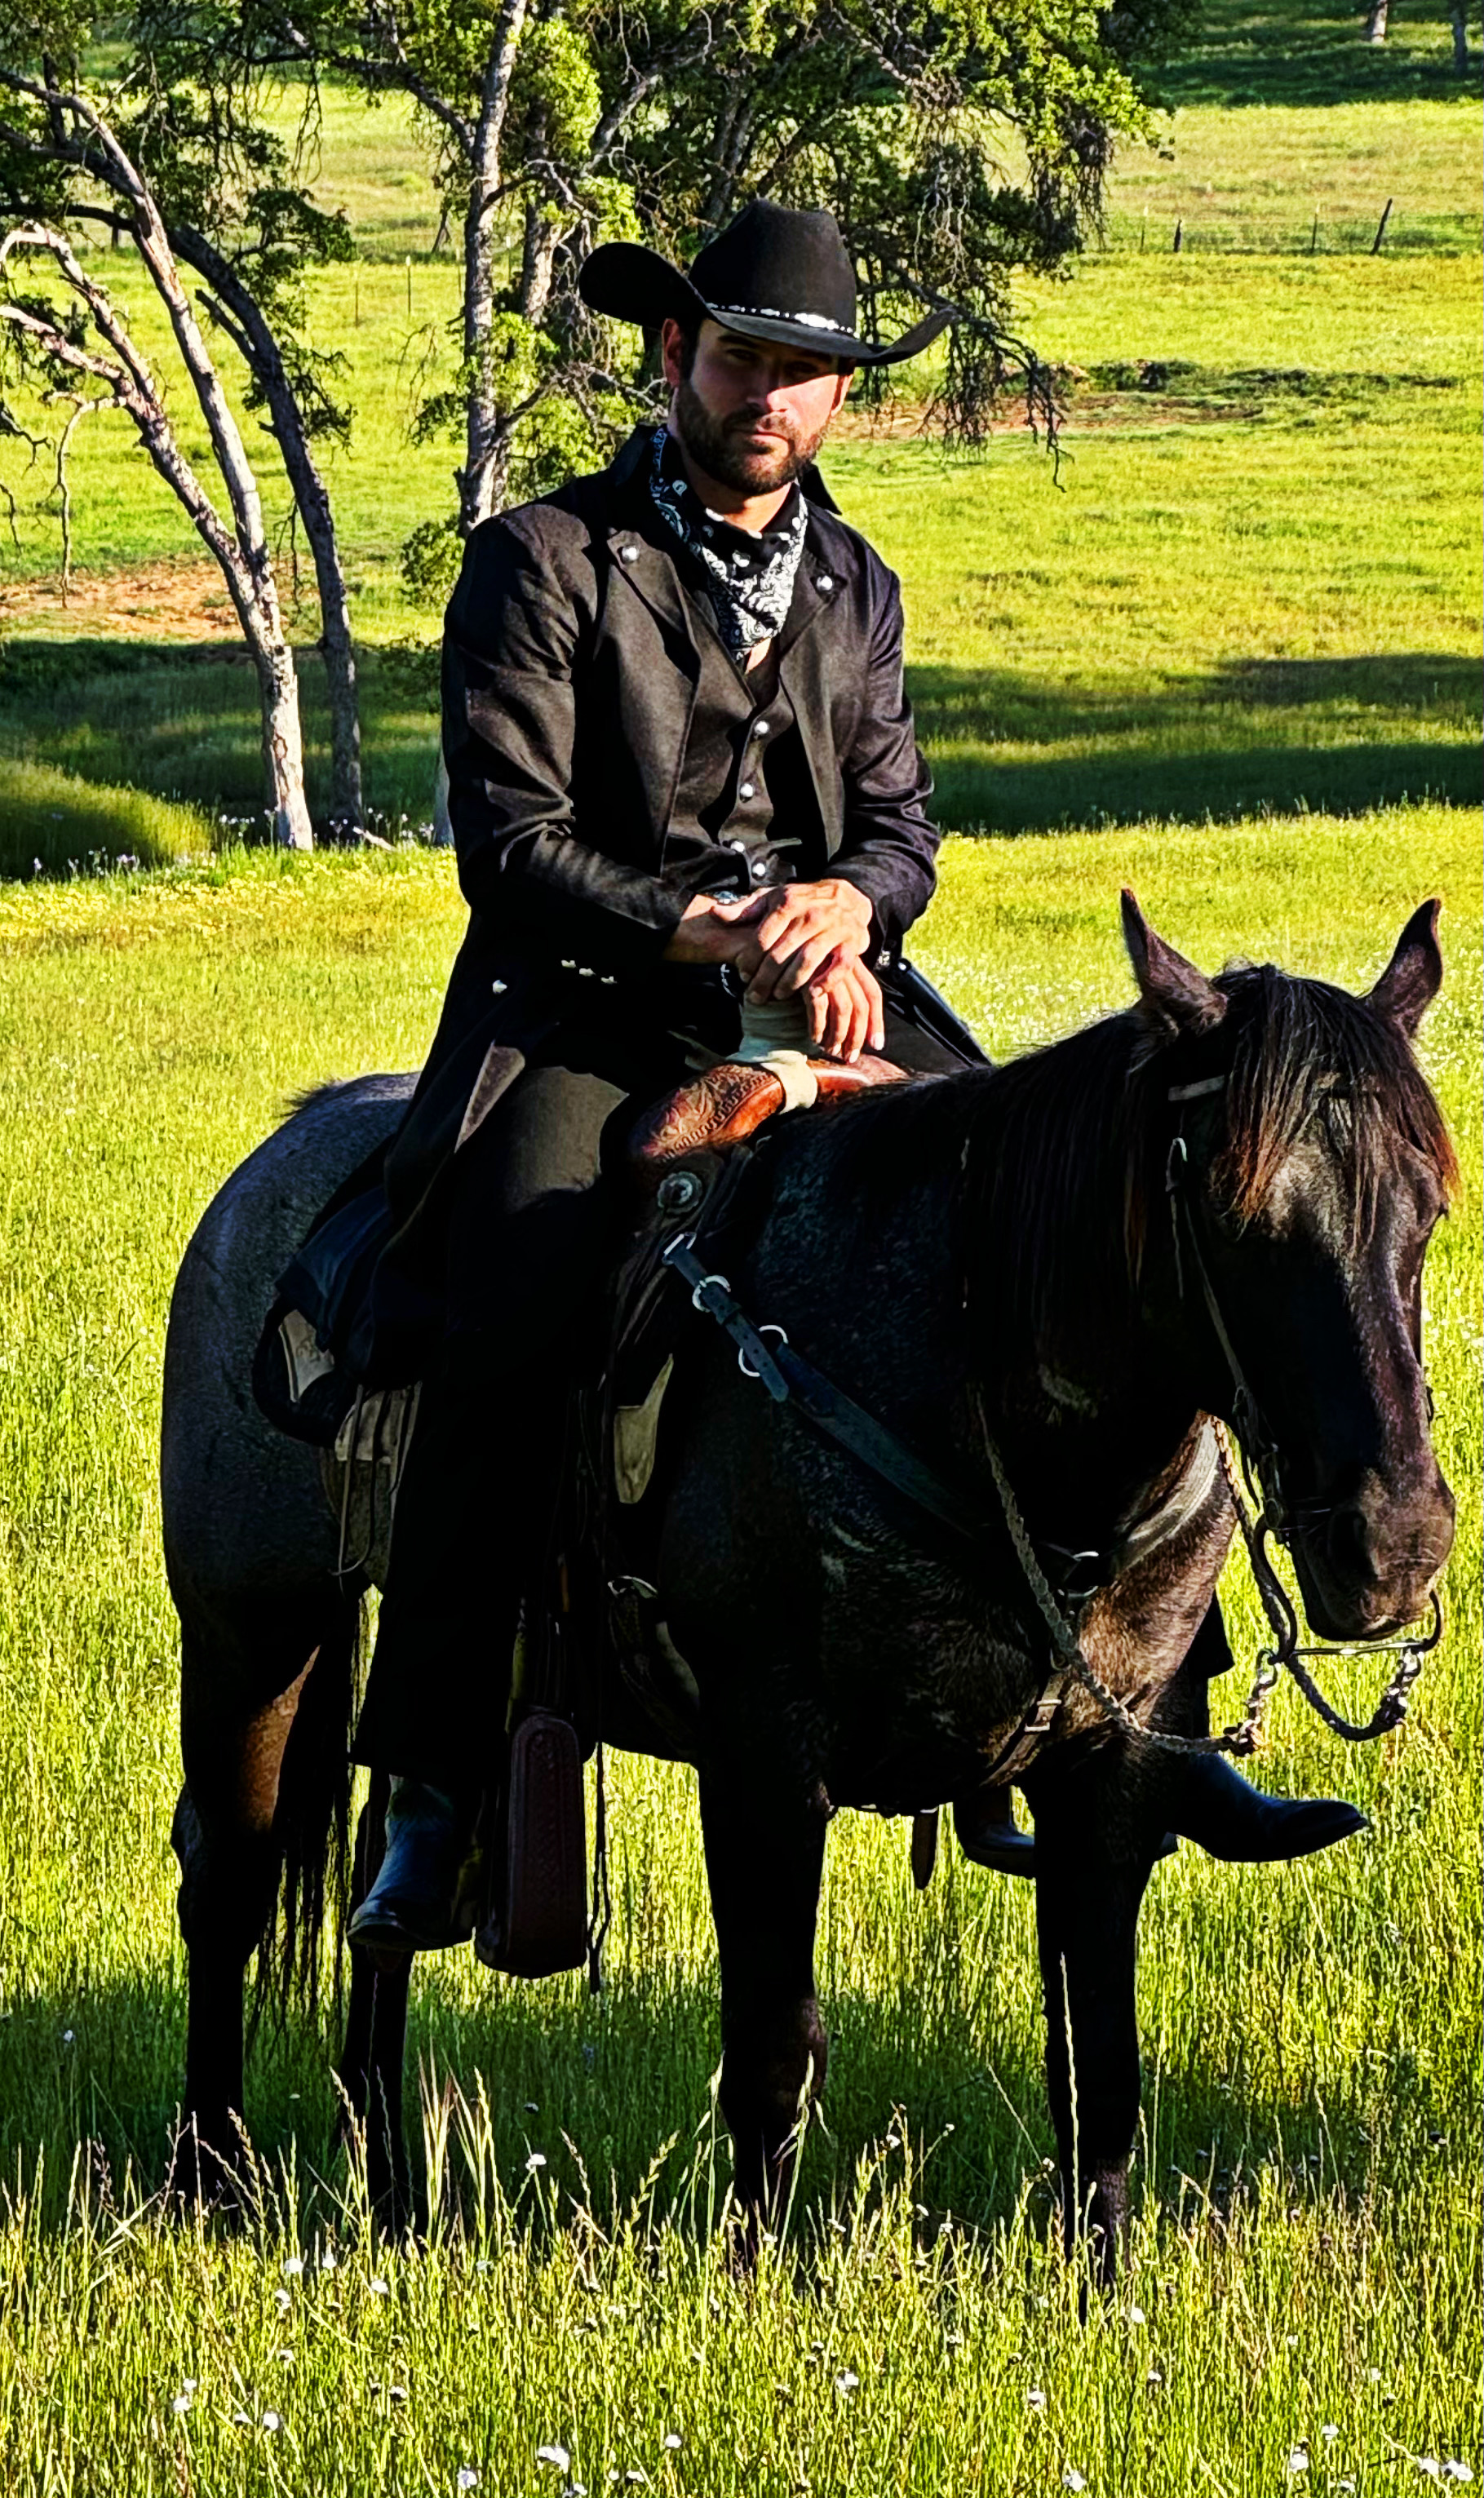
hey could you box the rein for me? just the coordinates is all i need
[662,1064,1442,1768]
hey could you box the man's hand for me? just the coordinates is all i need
[742,879,874,1003]
[662,890,767,966]
[803,951,885,1061]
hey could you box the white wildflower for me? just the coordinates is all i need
[662,2433,682,2448]
[457,2473,479,2491]
[274,2289,291,2312]
[263,2412,282,2434]
[319,2250,337,2273]
[526,2151,548,2172]
[835,2372,859,2397]
[1322,2427,1340,2443]
[1064,2473,1087,2491]
[370,2278,389,2296]
[1027,2388,1047,2411]
[171,2394,192,2416]
[281,2257,303,2278]
[1443,2470,1474,2487]
[1126,2306,1145,2327]
[1287,2449,1309,2476]
[537,2447,571,2474]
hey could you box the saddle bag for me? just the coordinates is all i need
[476,1707,588,1980]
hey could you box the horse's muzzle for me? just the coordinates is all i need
[1295,1465,1455,1640]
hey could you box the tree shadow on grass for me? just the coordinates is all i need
[910,652,1482,835]
[1145,0,1482,109]
[0,636,442,835]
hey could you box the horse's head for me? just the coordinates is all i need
[1123,892,1457,1641]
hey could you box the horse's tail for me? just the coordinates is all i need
[252,1590,365,2033]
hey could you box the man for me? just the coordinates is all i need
[348,198,1356,1950]
[347,198,996,1951]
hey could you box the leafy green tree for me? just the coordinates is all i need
[215,0,1182,587]
[0,10,364,831]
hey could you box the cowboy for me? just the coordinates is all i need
[346,200,1003,1951]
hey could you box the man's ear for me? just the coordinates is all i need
[659,317,686,392]
[1120,888,1228,1036]
[1367,898,1443,1039]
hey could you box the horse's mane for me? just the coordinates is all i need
[839,962,1456,1349]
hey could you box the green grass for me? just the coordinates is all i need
[1,251,1477,836]
[0,818,1476,2490]
[0,15,1477,2480]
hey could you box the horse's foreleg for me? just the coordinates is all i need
[339,1783,412,2234]
[698,1765,830,2234]
[1022,1746,1161,2288]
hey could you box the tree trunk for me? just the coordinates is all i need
[1365,0,1389,43]
[1451,0,1468,71]
[255,640,314,849]
[184,234,363,832]
[460,0,532,532]
[0,219,314,850]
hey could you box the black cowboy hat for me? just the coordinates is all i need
[578,198,951,369]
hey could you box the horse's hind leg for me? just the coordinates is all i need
[698,1762,831,2238]
[1021,1743,1163,2289]
[172,1595,353,2199]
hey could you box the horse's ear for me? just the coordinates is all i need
[1367,898,1443,1039]
[1120,889,1227,1036]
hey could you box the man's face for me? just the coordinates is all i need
[662,317,852,497]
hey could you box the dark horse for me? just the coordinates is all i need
[162,897,1455,2277]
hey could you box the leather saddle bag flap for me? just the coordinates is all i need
[476,1707,587,1979]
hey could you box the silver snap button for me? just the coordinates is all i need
[619,543,639,562]
[751,858,770,883]
[739,782,755,800]
[753,720,769,737]
[816,574,835,592]
[491,978,507,994]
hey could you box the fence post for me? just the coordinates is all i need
[1371,197,1393,255]
[1172,218,1183,253]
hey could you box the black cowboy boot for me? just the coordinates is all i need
[955,1785,1179,1878]
[348,1778,482,1953]
[953,1786,1038,1876]
[1163,1752,1367,1862]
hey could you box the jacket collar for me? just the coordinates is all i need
[604,426,844,662]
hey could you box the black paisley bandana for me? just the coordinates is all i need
[647,424,807,664]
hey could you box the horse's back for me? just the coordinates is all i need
[162,1074,414,1620]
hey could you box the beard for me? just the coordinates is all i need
[672,375,832,495]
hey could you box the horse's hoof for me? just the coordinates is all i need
[1166,1752,1368,1863]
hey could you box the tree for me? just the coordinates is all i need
[0,78,315,846]
[0,24,364,833]
[224,0,1177,582]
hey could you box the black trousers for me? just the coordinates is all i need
[353,1009,969,1785]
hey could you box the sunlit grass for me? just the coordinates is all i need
[0,817,1476,2489]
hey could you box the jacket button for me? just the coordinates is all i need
[619,543,640,562]
[752,720,769,737]
[739,782,755,800]
[816,574,835,592]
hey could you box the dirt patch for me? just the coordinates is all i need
[0,557,298,642]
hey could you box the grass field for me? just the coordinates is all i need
[0,821,1477,2491]
[0,3,1478,2486]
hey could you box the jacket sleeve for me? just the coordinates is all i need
[826,567,940,959]
[442,518,727,978]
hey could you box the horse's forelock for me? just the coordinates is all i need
[1213,965,1458,1239]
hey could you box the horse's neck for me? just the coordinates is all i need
[967,1066,1202,1534]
